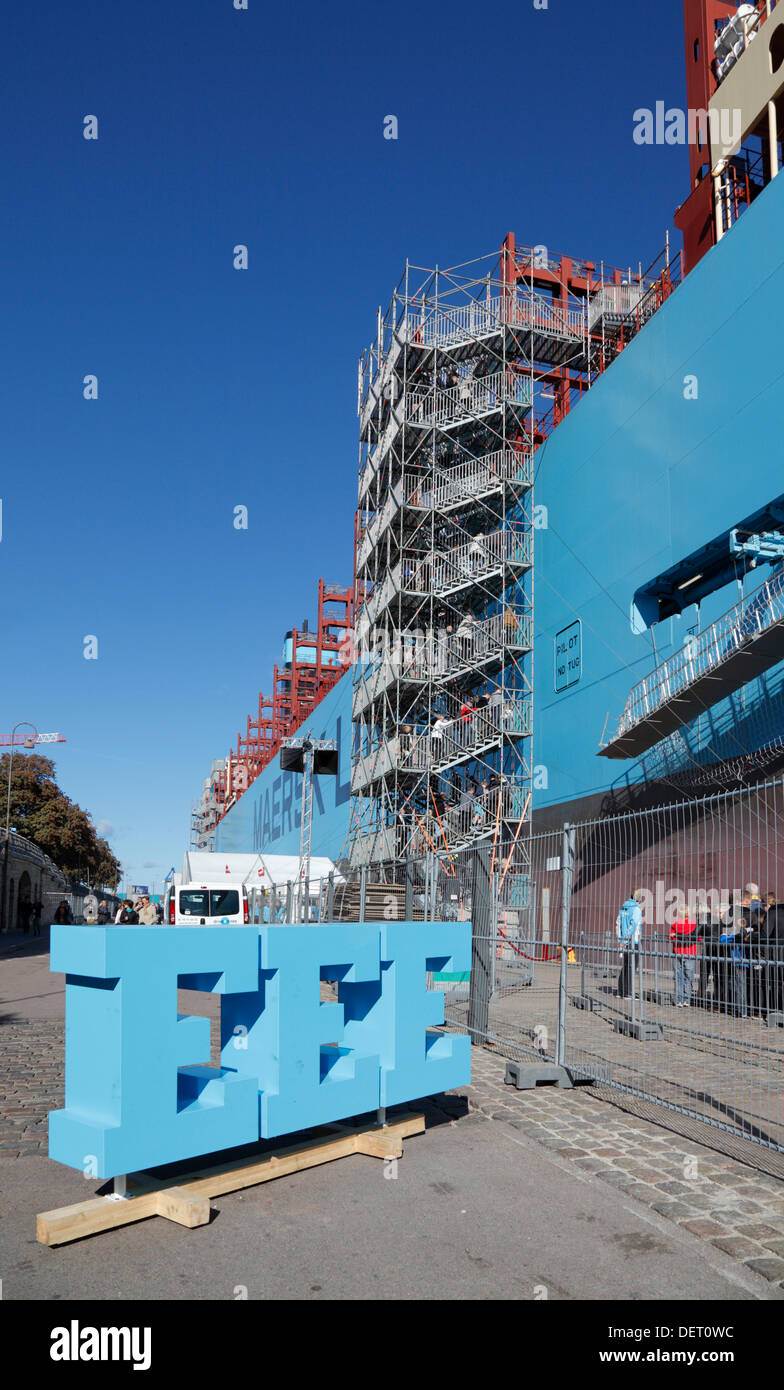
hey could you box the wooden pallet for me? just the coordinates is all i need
[332,883,424,921]
[37,1112,425,1247]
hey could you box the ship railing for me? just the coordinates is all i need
[406,370,531,429]
[402,447,532,512]
[614,568,784,738]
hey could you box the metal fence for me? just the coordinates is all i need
[288,777,784,1155]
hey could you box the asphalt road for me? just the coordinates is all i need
[2,1108,774,1301]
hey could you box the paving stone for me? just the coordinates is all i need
[744,1257,784,1283]
[596,1170,639,1190]
[711,1235,761,1258]
[762,1239,784,1258]
[627,1167,669,1184]
[680,1218,729,1238]
[737,1222,781,1239]
[708,1208,751,1224]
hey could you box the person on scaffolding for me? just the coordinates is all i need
[615,889,644,1000]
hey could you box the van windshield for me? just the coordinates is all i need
[179,890,240,917]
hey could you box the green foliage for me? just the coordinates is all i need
[0,753,122,890]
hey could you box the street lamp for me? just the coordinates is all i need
[1,722,38,933]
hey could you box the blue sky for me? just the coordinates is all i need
[1,0,691,891]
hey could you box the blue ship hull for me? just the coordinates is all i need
[534,170,784,825]
[218,173,784,860]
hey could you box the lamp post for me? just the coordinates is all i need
[1,722,38,933]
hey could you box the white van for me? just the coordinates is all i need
[166,882,249,926]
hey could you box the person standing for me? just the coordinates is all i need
[97,900,111,925]
[720,895,750,1018]
[762,898,784,1017]
[431,714,451,756]
[669,913,699,1006]
[615,889,644,999]
[31,900,43,937]
[138,896,158,926]
[455,612,475,659]
[468,533,487,575]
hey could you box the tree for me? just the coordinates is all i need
[0,753,122,889]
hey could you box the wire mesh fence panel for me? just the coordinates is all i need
[267,779,784,1154]
[427,834,564,1062]
[560,782,784,1152]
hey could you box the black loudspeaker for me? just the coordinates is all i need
[313,749,339,776]
[280,747,305,773]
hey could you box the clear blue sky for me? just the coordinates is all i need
[1,0,691,891]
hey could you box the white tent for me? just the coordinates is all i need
[181,850,342,894]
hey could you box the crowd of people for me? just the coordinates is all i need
[615,883,784,1018]
[48,894,163,927]
[109,895,162,925]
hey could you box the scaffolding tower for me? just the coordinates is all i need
[349,236,681,878]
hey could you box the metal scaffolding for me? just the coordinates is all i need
[349,248,538,879]
[348,236,680,880]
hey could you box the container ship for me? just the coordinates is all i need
[203,0,784,878]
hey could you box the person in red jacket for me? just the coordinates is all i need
[670,915,699,1007]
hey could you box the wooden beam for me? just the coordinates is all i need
[36,1113,425,1247]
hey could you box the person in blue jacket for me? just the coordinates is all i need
[720,895,750,1018]
[616,889,644,999]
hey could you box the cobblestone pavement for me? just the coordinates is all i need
[3,1014,784,1292]
[447,958,784,1150]
[0,1020,63,1157]
[448,1047,784,1290]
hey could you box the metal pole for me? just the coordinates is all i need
[467,848,492,1045]
[556,823,574,1067]
[359,865,367,922]
[490,869,498,1000]
[327,871,335,922]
